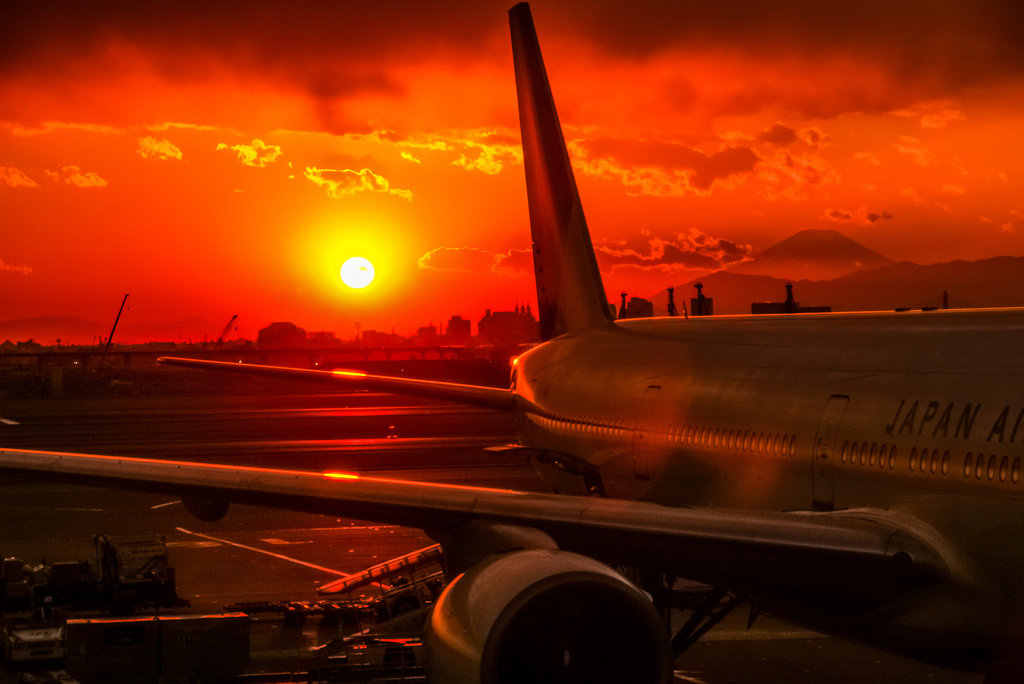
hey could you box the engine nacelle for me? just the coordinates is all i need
[182,497,229,522]
[424,548,671,684]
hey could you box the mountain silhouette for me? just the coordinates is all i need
[649,231,1024,315]
[729,229,895,281]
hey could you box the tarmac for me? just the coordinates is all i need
[0,383,983,683]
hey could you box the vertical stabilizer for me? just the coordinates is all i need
[510,3,614,340]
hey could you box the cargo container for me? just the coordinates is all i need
[64,613,248,684]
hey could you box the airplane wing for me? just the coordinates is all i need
[157,356,516,412]
[0,447,946,617]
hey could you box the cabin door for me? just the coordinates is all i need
[812,395,849,511]
[633,386,662,480]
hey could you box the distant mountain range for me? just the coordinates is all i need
[653,230,1024,315]
[728,229,895,281]
[0,316,215,346]
[5,230,1023,344]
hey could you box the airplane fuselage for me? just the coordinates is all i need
[512,307,1024,669]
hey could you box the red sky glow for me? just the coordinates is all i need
[3,1,1024,343]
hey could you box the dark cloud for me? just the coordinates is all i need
[560,1,1024,88]
[3,1,1022,128]
[0,1,507,116]
[579,138,759,191]
[801,128,830,149]
[825,207,894,225]
[758,123,798,146]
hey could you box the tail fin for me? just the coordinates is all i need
[510,3,614,341]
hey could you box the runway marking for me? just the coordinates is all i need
[261,538,313,545]
[0,505,104,512]
[166,541,221,548]
[151,500,181,509]
[0,418,19,425]
[674,673,712,684]
[175,527,349,577]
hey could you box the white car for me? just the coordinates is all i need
[3,621,65,663]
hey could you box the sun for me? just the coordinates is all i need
[340,256,375,289]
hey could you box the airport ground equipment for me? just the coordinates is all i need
[308,634,424,683]
[317,544,444,627]
[1,535,186,617]
[227,544,445,631]
[222,598,376,627]
[63,613,248,684]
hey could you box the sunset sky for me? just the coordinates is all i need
[3,1,1024,342]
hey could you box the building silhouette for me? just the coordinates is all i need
[445,316,473,346]
[618,293,654,319]
[478,305,539,346]
[413,325,438,347]
[751,283,831,315]
[257,322,308,349]
[691,283,713,316]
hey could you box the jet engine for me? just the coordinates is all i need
[424,548,671,684]
[182,497,229,522]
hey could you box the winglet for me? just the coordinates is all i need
[510,3,615,340]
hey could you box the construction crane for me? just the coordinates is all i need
[100,294,129,365]
[214,315,238,350]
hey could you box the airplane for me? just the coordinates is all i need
[3,3,1024,683]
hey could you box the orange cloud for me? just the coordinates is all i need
[384,129,521,175]
[46,165,107,188]
[418,247,532,274]
[8,121,121,137]
[449,130,522,175]
[755,151,840,201]
[892,100,966,129]
[138,136,183,160]
[895,137,934,166]
[216,139,282,167]
[0,258,32,275]
[146,122,217,132]
[304,166,412,200]
[596,230,752,273]
[1,166,40,188]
